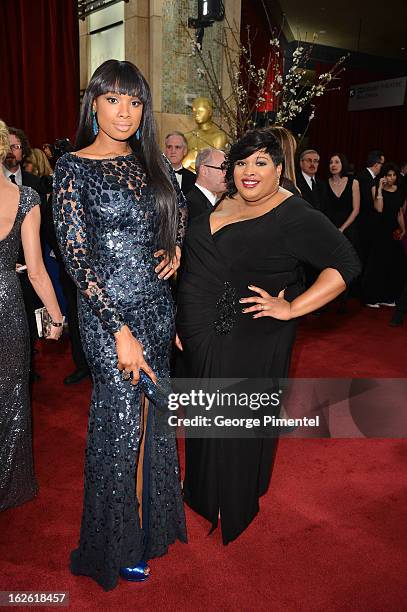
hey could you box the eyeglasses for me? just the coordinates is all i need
[10,144,22,150]
[204,163,226,171]
[303,158,319,164]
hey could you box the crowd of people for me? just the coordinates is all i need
[164,130,407,320]
[0,57,405,591]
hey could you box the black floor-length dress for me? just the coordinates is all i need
[176,195,361,544]
[325,177,360,253]
[363,188,406,304]
[53,152,187,590]
[0,187,39,512]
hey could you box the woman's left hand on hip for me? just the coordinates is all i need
[240,285,291,320]
[154,246,181,279]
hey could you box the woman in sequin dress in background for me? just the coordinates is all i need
[53,60,187,591]
[0,120,63,512]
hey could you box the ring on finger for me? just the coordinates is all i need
[122,370,131,381]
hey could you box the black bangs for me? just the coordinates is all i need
[91,60,149,104]
[225,128,284,197]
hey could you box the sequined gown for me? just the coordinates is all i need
[0,186,39,512]
[53,152,187,591]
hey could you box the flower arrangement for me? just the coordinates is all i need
[185,2,347,140]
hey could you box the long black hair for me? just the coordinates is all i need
[76,59,178,257]
[375,162,400,197]
[225,128,284,197]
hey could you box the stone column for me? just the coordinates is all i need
[79,18,89,94]
[221,0,242,116]
[124,0,150,79]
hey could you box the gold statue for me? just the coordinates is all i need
[183,97,229,171]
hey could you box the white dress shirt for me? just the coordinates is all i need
[3,165,22,185]
[301,171,314,190]
[172,165,183,188]
[195,183,217,206]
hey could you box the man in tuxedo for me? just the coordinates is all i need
[164,132,196,195]
[295,149,328,300]
[296,149,327,212]
[356,150,384,265]
[3,128,50,380]
[3,128,47,204]
[357,150,384,216]
[186,148,226,221]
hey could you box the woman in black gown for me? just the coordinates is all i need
[53,61,187,590]
[176,129,360,544]
[363,163,406,307]
[325,153,360,250]
[325,153,361,308]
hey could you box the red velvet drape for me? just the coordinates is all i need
[308,65,407,171]
[0,0,79,148]
[241,0,283,112]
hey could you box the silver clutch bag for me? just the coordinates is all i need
[34,307,65,338]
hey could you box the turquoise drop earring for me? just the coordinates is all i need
[92,110,99,136]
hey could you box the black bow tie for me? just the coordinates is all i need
[174,169,183,175]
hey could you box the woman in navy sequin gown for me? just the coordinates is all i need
[53,61,187,591]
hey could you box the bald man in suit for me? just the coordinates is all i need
[186,147,226,221]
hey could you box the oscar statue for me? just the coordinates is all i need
[183,97,229,171]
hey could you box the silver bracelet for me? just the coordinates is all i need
[51,319,64,328]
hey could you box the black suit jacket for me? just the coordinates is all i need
[186,185,213,221]
[356,168,376,218]
[21,170,47,208]
[295,172,327,212]
[176,167,196,195]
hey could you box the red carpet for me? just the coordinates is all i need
[1,301,406,611]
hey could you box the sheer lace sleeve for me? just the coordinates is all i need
[164,156,188,248]
[52,155,125,335]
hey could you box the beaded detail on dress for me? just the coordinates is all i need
[0,186,40,511]
[214,281,238,335]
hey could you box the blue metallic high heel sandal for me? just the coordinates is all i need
[119,561,150,582]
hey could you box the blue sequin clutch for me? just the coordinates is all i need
[138,370,172,413]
